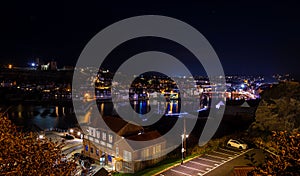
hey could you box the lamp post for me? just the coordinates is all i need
[181,134,184,164]
[181,114,189,164]
[181,134,189,164]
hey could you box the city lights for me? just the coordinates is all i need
[1,2,299,175]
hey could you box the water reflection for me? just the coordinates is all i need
[7,104,76,131]
[129,100,183,115]
[7,100,200,131]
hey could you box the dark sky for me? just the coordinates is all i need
[1,1,300,78]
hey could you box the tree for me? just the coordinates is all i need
[246,82,300,175]
[249,82,300,135]
[249,131,300,176]
[0,117,78,175]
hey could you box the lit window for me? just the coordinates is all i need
[116,147,119,157]
[156,145,161,153]
[123,150,132,162]
[85,145,88,151]
[102,132,106,141]
[96,130,100,138]
[96,149,99,156]
[153,146,156,155]
[143,148,149,159]
[108,134,113,143]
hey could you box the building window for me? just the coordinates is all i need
[153,146,156,155]
[108,134,113,143]
[85,145,88,151]
[123,150,132,162]
[156,145,161,153]
[91,147,94,153]
[102,132,106,141]
[96,130,100,139]
[116,147,119,157]
[89,127,96,137]
[96,149,99,156]
[143,148,149,159]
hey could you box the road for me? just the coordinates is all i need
[45,131,98,176]
[158,147,264,176]
[45,131,84,158]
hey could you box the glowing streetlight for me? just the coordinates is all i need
[39,135,44,139]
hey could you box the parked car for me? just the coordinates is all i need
[68,127,83,139]
[227,139,248,149]
[65,133,75,140]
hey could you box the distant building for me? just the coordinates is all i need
[49,61,57,70]
[40,60,57,70]
[41,63,49,70]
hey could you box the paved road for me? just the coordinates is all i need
[45,131,83,158]
[158,146,259,176]
[45,132,103,176]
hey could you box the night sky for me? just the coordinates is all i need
[1,1,300,78]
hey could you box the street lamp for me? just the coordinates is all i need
[39,134,44,139]
[179,113,189,164]
[181,134,188,164]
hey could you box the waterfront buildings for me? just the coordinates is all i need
[82,116,166,173]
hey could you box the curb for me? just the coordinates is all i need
[154,153,207,176]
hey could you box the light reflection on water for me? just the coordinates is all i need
[7,104,76,130]
[7,100,200,130]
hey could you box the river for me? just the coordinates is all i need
[4,100,201,131]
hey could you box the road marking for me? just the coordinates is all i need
[159,148,253,176]
[197,157,222,163]
[170,169,192,176]
[205,154,228,160]
[219,148,240,154]
[212,150,233,156]
[201,148,254,175]
[181,165,205,173]
[189,161,213,168]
